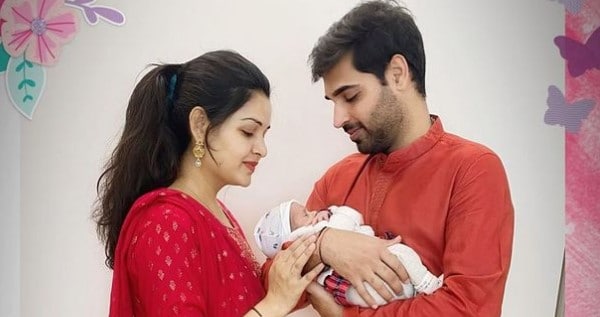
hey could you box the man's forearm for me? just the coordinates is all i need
[303,227,331,273]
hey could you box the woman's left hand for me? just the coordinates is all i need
[307,281,343,317]
[261,234,325,315]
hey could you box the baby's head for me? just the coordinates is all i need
[254,200,331,258]
[289,201,331,231]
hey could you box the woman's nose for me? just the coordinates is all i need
[253,137,268,157]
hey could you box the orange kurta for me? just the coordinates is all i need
[307,117,514,317]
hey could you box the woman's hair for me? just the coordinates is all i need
[94,50,270,269]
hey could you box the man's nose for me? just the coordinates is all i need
[333,103,350,129]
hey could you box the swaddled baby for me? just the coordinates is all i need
[254,200,443,307]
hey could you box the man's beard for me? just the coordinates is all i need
[353,87,403,154]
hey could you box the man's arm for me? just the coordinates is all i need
[307,177,409,308]
[313,153,514,317]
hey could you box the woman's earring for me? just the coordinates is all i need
[192,140,205,168]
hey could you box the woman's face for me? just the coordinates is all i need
[203,91,272,188]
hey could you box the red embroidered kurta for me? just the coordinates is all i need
[307,117,514,317]
[109,188,264,317]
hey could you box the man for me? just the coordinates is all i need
[303,1,514,316]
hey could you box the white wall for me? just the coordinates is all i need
[0,74,20,317]
[11,1,564,316]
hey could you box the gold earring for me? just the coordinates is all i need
[192,140,205,168]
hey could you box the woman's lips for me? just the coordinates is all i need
[243,161,258,172]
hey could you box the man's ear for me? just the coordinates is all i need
[385,54,411,90]
[188,106,209,142]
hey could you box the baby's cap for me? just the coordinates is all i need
[253,199,297,258]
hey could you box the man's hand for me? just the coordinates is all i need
[320,228,409,308]
[307,282,343,317]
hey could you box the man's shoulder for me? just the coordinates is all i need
[324,152,368,175]
[437,132,507,176]
[331,152,368,169]
[440,132,499,161]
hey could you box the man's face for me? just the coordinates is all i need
[322,54,405,154]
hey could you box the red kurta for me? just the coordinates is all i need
[307,117,514,317]
[109,188,265,317]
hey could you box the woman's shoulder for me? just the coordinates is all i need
[128,188,204,235]
[131,188,196,210]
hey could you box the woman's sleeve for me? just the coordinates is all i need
[128,206,207,316]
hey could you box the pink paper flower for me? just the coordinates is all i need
[0,0,79,65]
[0,0,6,39]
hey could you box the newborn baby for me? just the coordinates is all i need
[254,200,444,307]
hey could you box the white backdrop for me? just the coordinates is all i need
[0,75,20,317]
[1,0,564,316]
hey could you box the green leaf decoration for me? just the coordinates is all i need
[15,61,27,72]
[6,55,46,120]
[0,44,9,73]
[18,79,36,89]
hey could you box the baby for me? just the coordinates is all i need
[254,200,444,307]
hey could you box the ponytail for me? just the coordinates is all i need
[94,63,188,269]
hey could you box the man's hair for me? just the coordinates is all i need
[309,0,426,97]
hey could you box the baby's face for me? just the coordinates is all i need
[289,202,331,230]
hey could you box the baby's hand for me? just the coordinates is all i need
[311,210,331,225]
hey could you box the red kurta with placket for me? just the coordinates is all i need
[109,188,265,317]
[307,117,514,317]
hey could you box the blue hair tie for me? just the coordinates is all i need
[167,74,178,105]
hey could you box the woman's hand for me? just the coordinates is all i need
[260,234,325,316]
[307,281,343,317]
[320,229,408,308]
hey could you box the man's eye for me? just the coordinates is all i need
[242,131,254,137]
[346,94,359,102]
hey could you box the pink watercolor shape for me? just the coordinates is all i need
[0,0,5,37]
[0,0,79,66]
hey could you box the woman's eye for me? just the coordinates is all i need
[242,131,254,137]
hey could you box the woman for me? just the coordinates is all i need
[94,50,323,317]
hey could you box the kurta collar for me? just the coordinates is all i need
[373,115,444,170]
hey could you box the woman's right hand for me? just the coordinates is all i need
[260,234,325,316]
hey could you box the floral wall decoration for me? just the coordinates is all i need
[0,0,124,119]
